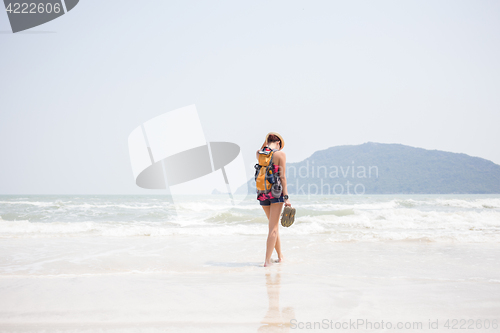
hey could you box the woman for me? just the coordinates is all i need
[256,132,291,267]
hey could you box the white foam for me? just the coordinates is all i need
[294,197,500,211]
[2,195,500,242]
[434,198,500,209]
[0,200,57,207]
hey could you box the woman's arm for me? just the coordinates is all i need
[276,152,291,206]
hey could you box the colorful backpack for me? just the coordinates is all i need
[254,147,282,200]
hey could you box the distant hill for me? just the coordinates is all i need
[240,142,500,195]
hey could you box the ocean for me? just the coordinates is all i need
[1,194,499,242]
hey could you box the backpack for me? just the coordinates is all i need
[254,147,282,200]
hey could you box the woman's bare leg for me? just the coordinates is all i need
[262,205,271,220]
[264,202,284,266]
[272,204,284,260]
[275,231,283,262]
[262,205,283,261]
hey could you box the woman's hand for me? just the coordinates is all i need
[284,198,291,207]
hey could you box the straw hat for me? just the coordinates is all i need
[265,132,285,150]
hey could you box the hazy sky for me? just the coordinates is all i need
[1,0,499,194]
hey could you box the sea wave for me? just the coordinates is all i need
[434,198,500,209]
[1,195,499,242]
[296,198,500,211]
[1,205,499,242]
[0,200,173,210]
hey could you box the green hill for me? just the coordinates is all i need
[241,142,500,195]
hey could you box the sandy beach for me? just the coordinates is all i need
[1,236,499,332]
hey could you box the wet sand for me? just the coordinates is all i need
[0,235,499,332]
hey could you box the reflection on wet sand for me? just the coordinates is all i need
[258,268,295,332]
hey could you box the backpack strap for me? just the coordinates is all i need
[264,150,278,191]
